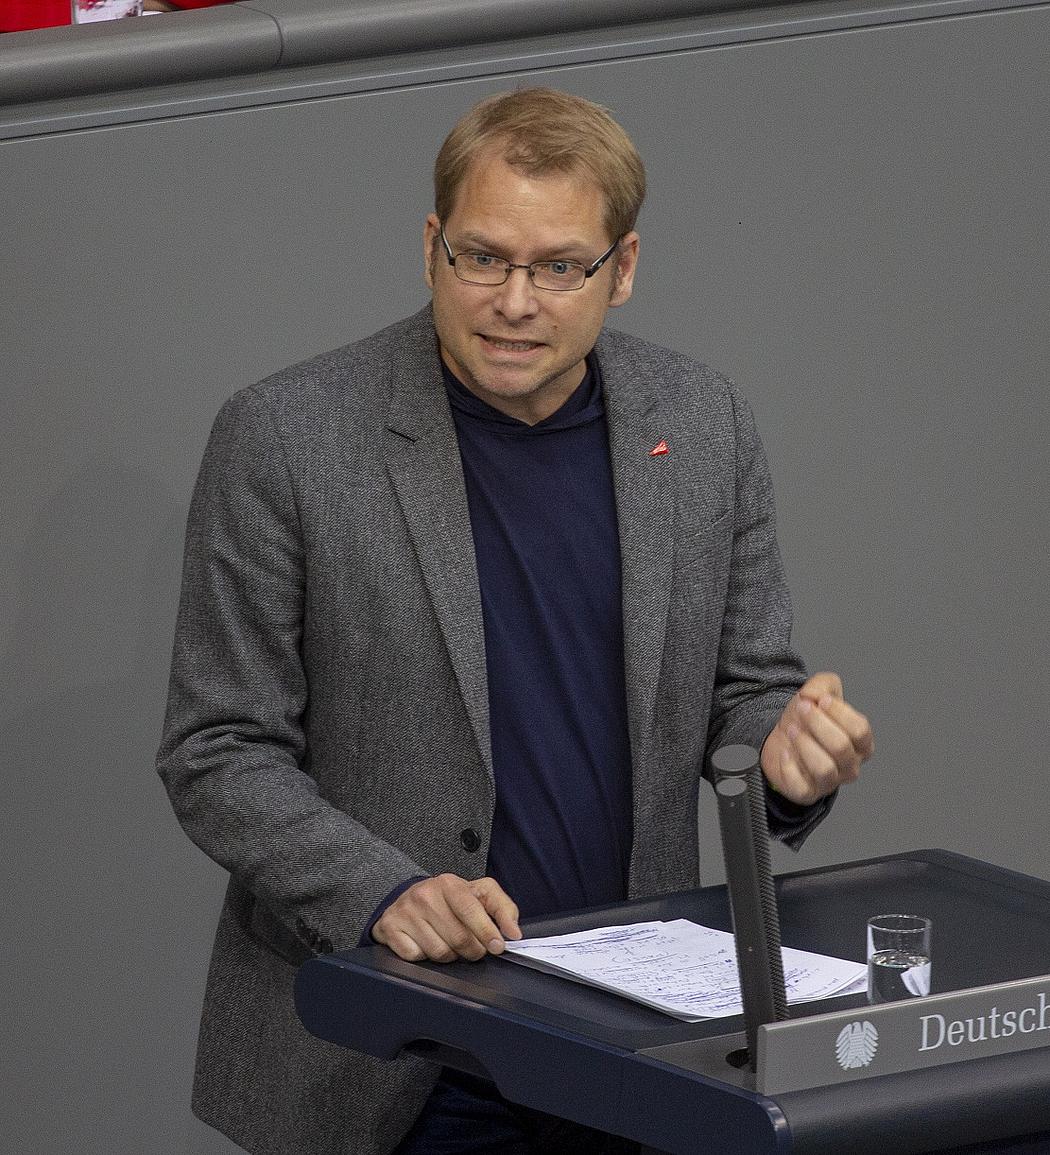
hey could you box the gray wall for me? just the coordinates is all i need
[2,2,1048,1151]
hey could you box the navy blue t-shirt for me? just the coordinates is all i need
[444,358,633,919]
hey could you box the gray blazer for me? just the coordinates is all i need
[157,306,822,1155]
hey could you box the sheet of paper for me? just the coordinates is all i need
[503,919,867,1021]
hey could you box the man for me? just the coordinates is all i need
[158,88,873,1155]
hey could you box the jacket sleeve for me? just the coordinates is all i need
[703,384,833,848]
[156,388,426,954]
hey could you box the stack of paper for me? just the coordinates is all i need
[503,919,866,1021]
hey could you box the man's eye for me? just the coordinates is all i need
[546,261,575,277]
[466,252,497,268]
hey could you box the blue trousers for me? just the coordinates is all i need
[393,1070,642,1155]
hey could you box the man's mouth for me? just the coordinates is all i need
[481,335,544,352]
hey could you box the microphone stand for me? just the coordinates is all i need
[708,743,788,1071]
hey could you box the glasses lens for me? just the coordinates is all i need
[532,262,586,291]
[453,254,508,284]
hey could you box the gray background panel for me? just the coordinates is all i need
[2,4,1047,1151]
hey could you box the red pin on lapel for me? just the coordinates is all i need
[649,439,669,457]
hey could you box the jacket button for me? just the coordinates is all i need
[459,828,481,853]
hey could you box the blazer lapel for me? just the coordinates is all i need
[597,333,677,754]
[384,319,493,781]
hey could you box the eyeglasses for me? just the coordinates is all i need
[439,226,620,292]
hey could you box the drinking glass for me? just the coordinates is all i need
[867,914,932,1004]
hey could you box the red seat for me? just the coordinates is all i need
[1,0,74,31]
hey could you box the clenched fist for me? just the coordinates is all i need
[761,672,874,805]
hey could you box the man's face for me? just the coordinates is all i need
[424,152,639,425]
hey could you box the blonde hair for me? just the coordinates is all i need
[434,88,646,242]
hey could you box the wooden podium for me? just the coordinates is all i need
[295,851,1050,1153]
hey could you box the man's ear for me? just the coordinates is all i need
[423,213,442,289]
[609,231,640,308]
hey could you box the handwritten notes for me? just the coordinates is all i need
[503,919,867,1021]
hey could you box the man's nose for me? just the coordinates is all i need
[493,266,540,320]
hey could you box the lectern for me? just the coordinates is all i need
[295,852,1050,1153]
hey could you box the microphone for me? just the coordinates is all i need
[709,743,788,1071]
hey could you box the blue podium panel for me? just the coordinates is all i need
[295,852,1050,1153]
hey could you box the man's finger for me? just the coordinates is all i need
[440,878,515,955]
[796,699,859,778]
[817,695,875,760]
[410,917,469,963]
[775,743,821,806]
[416,874,516,956]
[435,892,503,958]
[470,877,522,943]
[798,671,844,703]
[376,927,428,963]
[410,877,499,959]
[788,724,842,798]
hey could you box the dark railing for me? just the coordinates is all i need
[0,0,770,105]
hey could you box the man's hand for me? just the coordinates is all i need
[371,874,522,963]
[761,672,874,806]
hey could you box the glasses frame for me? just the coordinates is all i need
[439,226,621,292]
